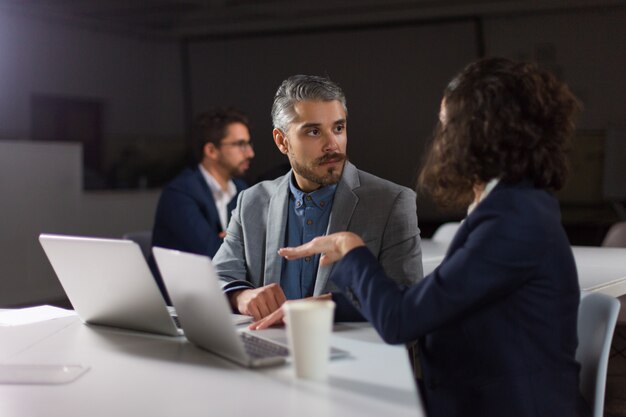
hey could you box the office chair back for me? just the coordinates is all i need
[122,230,153,262]
[431,222,461,243]
[601,221,626,322]
[602,221,626,248]
[576,292,620,417]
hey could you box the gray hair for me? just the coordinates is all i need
[271,75,348,132]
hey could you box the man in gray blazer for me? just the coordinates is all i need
[212,74,422,325]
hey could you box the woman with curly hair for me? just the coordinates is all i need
[277,57,589,417]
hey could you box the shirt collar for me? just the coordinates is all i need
[288,174,337,210]
[198,164,237,199]
[467,178,499,215]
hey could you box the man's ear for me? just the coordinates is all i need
[203,142,219,160]
[273,128,289,155]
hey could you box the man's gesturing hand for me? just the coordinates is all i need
[229,284,286,321]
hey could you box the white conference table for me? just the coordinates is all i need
[421,239,626,296]
[0,316,424,417]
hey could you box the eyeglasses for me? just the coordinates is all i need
[219,140,253,151]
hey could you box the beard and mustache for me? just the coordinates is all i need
[290,152,347,187]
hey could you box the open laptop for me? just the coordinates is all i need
[39,234,182,337]
[153,247,349,369]
[153,246,290,367]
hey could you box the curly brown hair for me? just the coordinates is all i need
[418,57,581,208]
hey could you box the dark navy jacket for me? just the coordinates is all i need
[331,180,589,417]
[150,167,246,303]
[152,166,247,258]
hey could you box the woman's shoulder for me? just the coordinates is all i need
[484,180,558,215]
[468,180,561,243]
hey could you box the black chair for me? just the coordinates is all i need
[122,230,170,305]
[122,230,153,262]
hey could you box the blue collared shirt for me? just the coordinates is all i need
[280,175,337,300]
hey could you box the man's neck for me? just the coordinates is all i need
[201,161,230,191]
[292,172,321,193]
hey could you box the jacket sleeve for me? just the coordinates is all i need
[331,292,366,322]
[331,206,547,344]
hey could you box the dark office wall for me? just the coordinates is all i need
[484,8,626,226]
[484,8,626,131]
[0,9,186,188]
[187,8,625,222]
[0,10,184,140]
[188,21,478,192]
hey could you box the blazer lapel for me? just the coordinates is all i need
[313,162,360,295]
[263,174,290,286]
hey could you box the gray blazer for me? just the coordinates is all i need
[212,162,423,295]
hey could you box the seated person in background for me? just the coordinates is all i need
[276,58,589,417]
[212,74,423,323]
[153,108,254,258]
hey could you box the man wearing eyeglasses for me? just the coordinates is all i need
[152,107,255,262]
[212,75,422,325]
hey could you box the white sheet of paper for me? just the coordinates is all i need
[0,364,89,384]
[0,305,76,326]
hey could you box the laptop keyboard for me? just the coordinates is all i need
[240,332,289,359]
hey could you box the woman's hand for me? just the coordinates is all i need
[278,232,365,267]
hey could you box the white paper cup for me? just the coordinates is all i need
[283,299,336,380]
